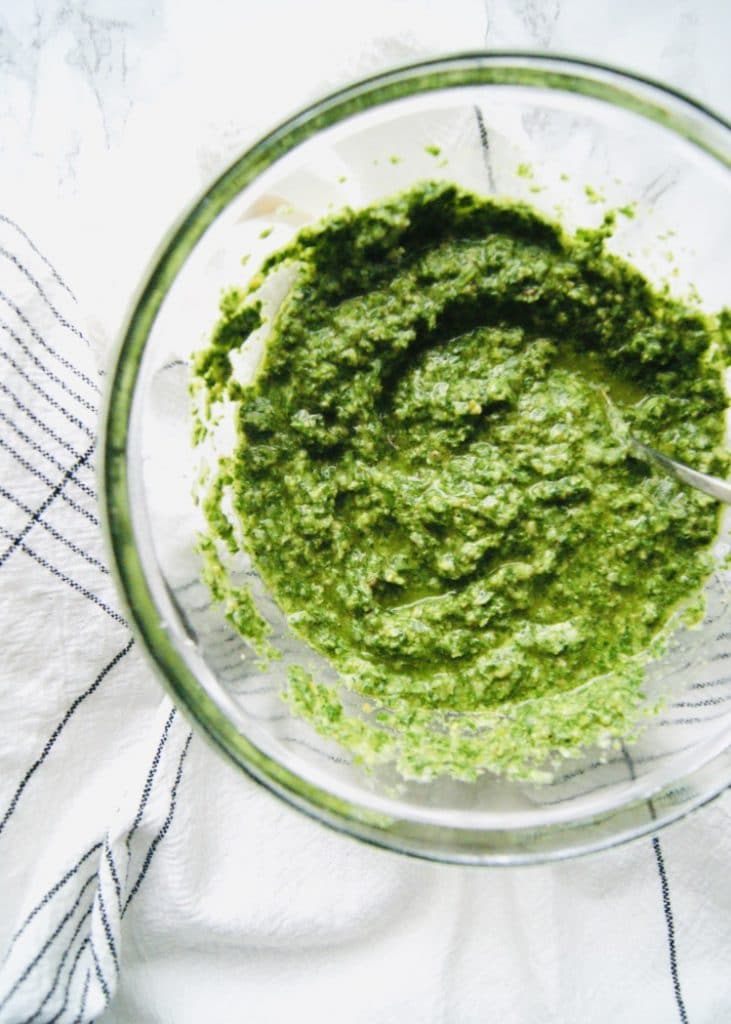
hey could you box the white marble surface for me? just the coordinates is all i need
[0,0,729,357]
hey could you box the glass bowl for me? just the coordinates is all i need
[102,53,731,865]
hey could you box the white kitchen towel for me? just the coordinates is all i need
[0,213,730,1024]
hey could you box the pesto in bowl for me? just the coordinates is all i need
[192,180,729,782]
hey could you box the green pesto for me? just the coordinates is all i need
[192,181,728,782]
[584,184,605,204]
[192,294,261,410]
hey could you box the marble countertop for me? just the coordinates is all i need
[1,0,728,354]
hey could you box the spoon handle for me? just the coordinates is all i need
[631,440,731,505]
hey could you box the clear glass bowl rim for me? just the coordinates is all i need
[101,52,731,865]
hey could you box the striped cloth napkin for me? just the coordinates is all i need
[0,213,730,1024]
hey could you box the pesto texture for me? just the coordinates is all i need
[193,181,728,781]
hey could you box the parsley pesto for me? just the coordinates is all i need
[192,181,729,782]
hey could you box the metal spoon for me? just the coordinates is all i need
[600,388,731,504]
[629,438,731,504]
